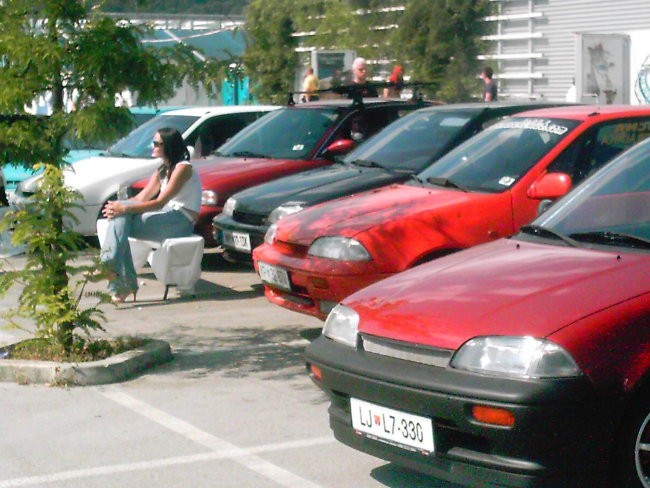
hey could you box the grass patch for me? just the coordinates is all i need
[1,336,149,362]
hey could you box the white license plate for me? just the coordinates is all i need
[231,231,251,252]
[350,398,434,454]
[258,261,291,290]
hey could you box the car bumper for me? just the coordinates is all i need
[197,206,221,247]
[305,336,623,488]
[212,213,267,262]
[253,244,391,320]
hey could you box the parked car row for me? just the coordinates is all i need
[212,101,566,263]
[211,102,648,488]
[7,95,650,487]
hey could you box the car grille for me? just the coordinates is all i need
[233,209,266,226]
[361,334,453,368]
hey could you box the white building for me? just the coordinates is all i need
[485,0,650,104]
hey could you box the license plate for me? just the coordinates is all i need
[350,398,434,454]
[258,261,291,290]
[231,231,251,252]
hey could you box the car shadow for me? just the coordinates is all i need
[371,464,464,488]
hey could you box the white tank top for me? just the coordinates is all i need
[161,161,202,215]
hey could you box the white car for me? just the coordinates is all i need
[11,105,278,236]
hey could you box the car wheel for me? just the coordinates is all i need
[615,397,650,487]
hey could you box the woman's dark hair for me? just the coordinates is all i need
[156,127,190,180]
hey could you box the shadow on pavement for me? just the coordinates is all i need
[371,464,462,488]
[150,325,320,384]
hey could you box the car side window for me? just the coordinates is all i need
[334,106,406,144]
[549,118,650,185]
[190,113,265,157]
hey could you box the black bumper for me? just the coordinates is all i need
[212,213,267,256]
[305,336,624,488]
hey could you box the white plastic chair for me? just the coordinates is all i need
[96,219,204,299]
[149,235,204,299]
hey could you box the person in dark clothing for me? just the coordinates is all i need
[350,57,379,98]
[481,66,498,102]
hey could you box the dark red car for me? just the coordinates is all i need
[304,137,650,487]
[128,96,431,245]
[253,105,650,319]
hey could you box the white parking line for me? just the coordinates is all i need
[0,390,333,488]
[101,389,328,488]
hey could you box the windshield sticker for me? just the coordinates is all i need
[492,118,570,136]
[499,176,516,187]
[292,144,305,151]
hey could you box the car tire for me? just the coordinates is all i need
[614,395,650,488]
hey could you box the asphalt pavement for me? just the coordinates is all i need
[0,248,463,488]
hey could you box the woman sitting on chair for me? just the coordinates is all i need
[94,127,201,304]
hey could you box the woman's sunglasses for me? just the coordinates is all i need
[153,140,164,147]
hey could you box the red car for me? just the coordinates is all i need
[253,105,650,319]
[128,96,431,245]
[304,138,650,487]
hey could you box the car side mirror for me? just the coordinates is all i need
[527,172,572,200]
[324,139,355,157]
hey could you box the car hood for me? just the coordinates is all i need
[347,238,650,350]
[278,183,482,244]
[234,163,406,215]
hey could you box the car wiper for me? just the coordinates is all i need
[229,151,270,158]
[519,224,579,247]
[350,159,393,171]
[568,231,650,249]
[426,176,469,192]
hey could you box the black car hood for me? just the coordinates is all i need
[233,162,412,215]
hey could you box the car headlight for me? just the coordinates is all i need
[268,201,306,224]
[223,197,236,216]
[264,224,277,244]
[308,237,371,261]
[202,190,218,206]
[323,304,359,348]
[451,336,582,379]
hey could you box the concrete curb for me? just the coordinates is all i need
[0,339,173,386]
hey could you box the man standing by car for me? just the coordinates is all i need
[350,57,378,98]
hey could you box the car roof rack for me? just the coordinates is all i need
[286,81,436,107]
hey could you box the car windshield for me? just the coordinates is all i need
[341,108,474,172]
[416,117,579,192]
[215,107,340,160]
[106,114,199,158]
[529,139,650,250]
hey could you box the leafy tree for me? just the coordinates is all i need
[242,0,297,104]
[0,0,221,352]
[399,0,494,101]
